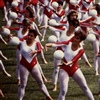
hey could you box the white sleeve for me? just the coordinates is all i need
[52,43,65,47]
[49,26,65,32]
[31,22,42,36]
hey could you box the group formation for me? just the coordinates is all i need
[0,0,100,100]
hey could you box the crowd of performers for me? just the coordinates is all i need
[0,0,100,100]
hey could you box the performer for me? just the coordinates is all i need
[18,29,53,100]
[45,29,94,100]
[0,0,8,22]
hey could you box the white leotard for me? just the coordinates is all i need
[17,28,28,39]
[64,42,83,66]
[20,40,37,63]
[58,29,74,51]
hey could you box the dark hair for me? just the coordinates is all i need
[95,4,100,14]
[25,0,30,1]
[69,18,80,28]
[26,6,34,18]
[67,10,78,22]
[25,0,30,2]
[75,29,87,41]
[22,18,32,26]
[29,29,38,38]
[57,1,63,6]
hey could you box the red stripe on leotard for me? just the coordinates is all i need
[20,55,37,71]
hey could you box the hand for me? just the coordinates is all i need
[3,56,8,60]
[61,60,72,66]
[29,50,37,57]
[52,9,56,13]
[41,45,44,50]
[7,34,13,42]
[65,61,72,66]
[75,4,79,8]
[8,34,13,39]
[58,60,70,67]
[1,26,7,31]
[61,60,67,65]
[2,26,7,29]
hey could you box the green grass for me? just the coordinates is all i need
[0,6,100,100]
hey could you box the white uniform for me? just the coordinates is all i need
[16,27,28,81]
[18,40,51,100]
[52,27,74,87]
[52,40,94,100]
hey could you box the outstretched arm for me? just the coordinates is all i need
[0,51,8,60]
[0,34,7,45]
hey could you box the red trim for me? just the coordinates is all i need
[61,58,79,76]
[54,26,65,30]
[44,7,53,18]
[30,0,38,5]
[0,0,5,8]
[20,55,37,71]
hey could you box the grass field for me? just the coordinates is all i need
[0,3,100,100]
